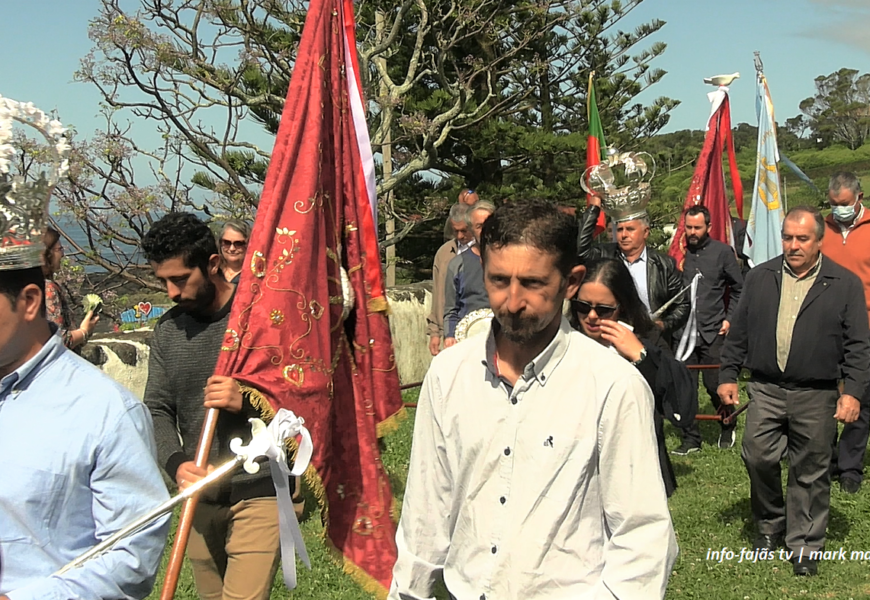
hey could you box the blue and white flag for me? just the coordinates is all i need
[744,74,784,266]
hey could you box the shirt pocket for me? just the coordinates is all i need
[0,465,67,545]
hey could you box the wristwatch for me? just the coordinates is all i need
[630,348,648,366]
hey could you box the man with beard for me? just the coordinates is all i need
[673,205,743,455]
[142,213,282,600]
[719,206,869,576]
[390,200,677,600]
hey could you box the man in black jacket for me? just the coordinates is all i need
[675,205,744,455]
[578,203,690,348]
[719,206,870,577]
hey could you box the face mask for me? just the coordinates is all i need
[832,203,857,223]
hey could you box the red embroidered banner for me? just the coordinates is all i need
[669,92,744,269]
[213,0,403,594]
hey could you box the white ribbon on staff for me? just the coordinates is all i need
[230,408,313,589]
[676,273,703,362]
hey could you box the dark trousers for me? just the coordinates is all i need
[742,381,839,553]
[682,334,733,446]
[831,383,870,484]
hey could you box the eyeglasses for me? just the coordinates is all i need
[571,300,619,320]
[221,239,247,250]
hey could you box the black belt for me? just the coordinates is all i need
[750,375,838,391]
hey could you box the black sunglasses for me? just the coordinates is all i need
[221,239,247,250]
[571,300,619,320]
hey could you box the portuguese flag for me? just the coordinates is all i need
[586,73,607,235]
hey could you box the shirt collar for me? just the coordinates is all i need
[484,316,572,387]
[622,246,647,265]
[782,253,823,280]
[0,327,64,397]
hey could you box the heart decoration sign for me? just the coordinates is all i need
[137,301,153,318]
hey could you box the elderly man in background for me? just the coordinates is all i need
[822,171,870,494]
[428,203,473,355]
[578,204,690,349]
[442,188,481,241]
[719,206,870,577]
[443,200,496,348]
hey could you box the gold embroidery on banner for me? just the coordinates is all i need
[283,364,304,388]
[345,221,358,233]
[329,295,343,305]
[221,329,240,352]
[309,300,325,320]
[250,251,266,278]
[270,309,285,327]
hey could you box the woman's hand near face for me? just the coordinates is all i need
[599,320,645,363]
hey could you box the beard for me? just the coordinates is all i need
[687,233,707,248]
[495,308,554,345]
[177,278,217,315]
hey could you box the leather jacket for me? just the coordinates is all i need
[576,205,690,336]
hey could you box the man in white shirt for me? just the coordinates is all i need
[391,199,678,600]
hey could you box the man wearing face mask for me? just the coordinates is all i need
[821,171,870,494]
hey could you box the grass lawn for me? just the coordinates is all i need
[148,386,870,599]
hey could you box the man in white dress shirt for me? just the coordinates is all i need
[390,199,678,600]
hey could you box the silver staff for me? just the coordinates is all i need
[650,273,703,320]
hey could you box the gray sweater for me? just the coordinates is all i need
[144,295,274,505]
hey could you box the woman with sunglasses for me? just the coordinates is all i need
[42,227,99,350]
[572,257,680,497]
[218,220,251,284]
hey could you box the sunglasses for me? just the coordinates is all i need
[221,239,247,250]
[571,300,619,320]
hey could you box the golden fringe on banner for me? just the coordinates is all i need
[367,296,390,314]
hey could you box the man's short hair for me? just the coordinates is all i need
[0,267,46,314]
[448,203,469,224]
[784,205,825,240]
[480,199,579,277]
[685,205,711,225]
[470,200,496,216]
[829,171,862,196]
[141,212,218,274]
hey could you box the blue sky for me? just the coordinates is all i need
[1,0,868,139]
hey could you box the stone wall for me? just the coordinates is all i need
[82,284,434,398]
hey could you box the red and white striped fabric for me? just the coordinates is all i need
[341,0,377,225]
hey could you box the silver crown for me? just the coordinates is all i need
[580,149,655,223]
[0,95,70,271]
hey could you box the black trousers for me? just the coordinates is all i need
[742,381,838,553]
[682,334,733,446]
[831,383,870,484]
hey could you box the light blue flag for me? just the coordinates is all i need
[744,75,785,266]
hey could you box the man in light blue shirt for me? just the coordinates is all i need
[0,266,170,600]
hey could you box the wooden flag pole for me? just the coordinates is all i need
[159,407,220,600]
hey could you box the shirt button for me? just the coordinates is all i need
[500,496,506,504]
[492,545,498,554]
[510,398,517,405]
[504,447,511,456]
[540,374,545,381]
[480,595,486,600]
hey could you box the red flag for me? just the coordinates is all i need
[586,74,607,236]
[668,90,744,269]
[214,0,403,594]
